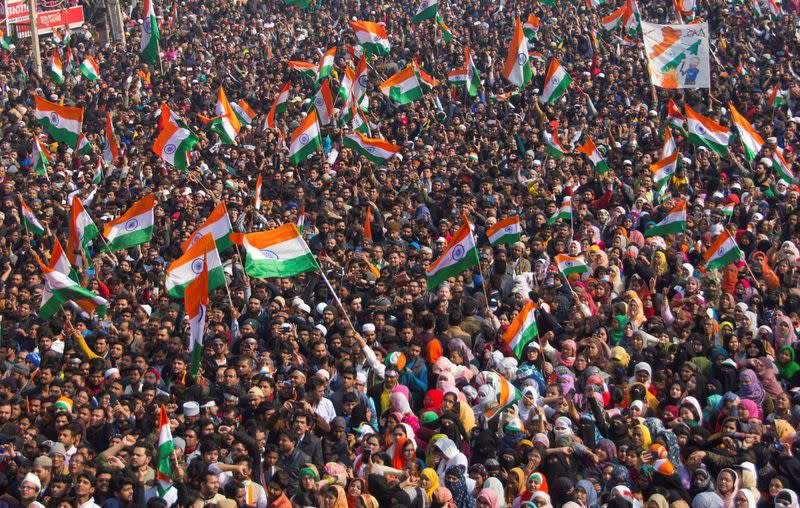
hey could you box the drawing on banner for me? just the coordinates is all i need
[642,21,710,89]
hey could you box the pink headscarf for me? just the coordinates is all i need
[558,340,577,367]
[738,398,762,422]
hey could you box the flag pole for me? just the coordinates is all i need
[317,266,357,332]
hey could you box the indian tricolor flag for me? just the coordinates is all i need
[554,253,589,276]
[288,109,322,165]
[153,121,199,171]
[266,82,290,129]
[166,233,225,298]
[254,174,263,209]
[343,131,402,165]
[103,111,120,165]
[76,133,93,156]
[523,14,540,38]
[50,237,77,281]
[448,68,467,84]
[288,60,319,79]
[413,60,439,91]
[48,50,63,84]
[768,83,784,107]
[576,137,608,174]
[32,137,52,176]
[704,230,742,270]
[602,3,626,30]
[185,255,208,377]
[651,151,679,193]
[379,66,423,105]
[102,194,155,251]
[644,200,686,237]
[484,373,523,420]
[667,99,686,130]
[504,300,539,358]
[544,127,567,158]
[232,223,320,279]
[548,196,572,225]
[78,56,100,82]
[20,196,45,235]
[686,105,731,156]
[349,56,369,108]
[768,0,781,17]
[207,87,241,144]
[729,103,764,162]
[721,201,735,218]
[487,215,521,246]
[231,100,256,126]
[465,47,481,97]
[349,20,391,55]
[156,405,175,489]
[66,195,99,269]
[338,65,354,102]
[661,126,677,160]
[34,96,83,147]
[317,47,336,81]
[182,201,233,253]
[412,0,438,24]
[773,147,794,183]
[425,221,479,290]
[503,18,532,88]
[311,79,334,126]
[36,254,107,319]
[539,59,572,105]
[141,0,161,65]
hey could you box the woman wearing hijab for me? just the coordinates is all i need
[419,468,440,503]
[483,478,507,508]
[530,492,552,508]
[321,485,348,508]
[738,368,773,416]
[477,489,502,508]
[505,467,526,508]
[445,466,476,508]
[776,345,800,385]
[346,479,366,508]
[575,480,599,508]
[715,468,740,508]
[753,356,784,399]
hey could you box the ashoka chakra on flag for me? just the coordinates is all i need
[191,259,205,274]
[452,244,466,260]
[125,219,139,231]
[300,134,310,144]
[260,249,280,259]
[50,112,60,125]
[517,53,527,65]
[164,143,177,155]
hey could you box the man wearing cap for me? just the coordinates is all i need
[19,472,45,508]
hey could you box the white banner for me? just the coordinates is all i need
[642,21,710,89]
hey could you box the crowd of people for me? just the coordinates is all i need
[1,0,800,506]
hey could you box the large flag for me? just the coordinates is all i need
[483,373,523,420]
[576,137,608,174]
[311,79,334,126]
[103,112,120,165]
[539,59,572,105]
[728,103,764,162]
[317,47,336,82]
[379,66,423,105]
[182,201,233,252]
[465,48,481,97]
[141,0,161,65]
[153,121,199,171]
[156,405,174,489]
[343,132,401,164]
[166,234,225,298]
[34,96,83,147]
[548,196,572,225]
[20,196,45,235]
[642,21,710,89]
[544,127,567,158]
[79,56,100,81]
[231,224,320,279]
[448,68,467,85]
[554,254,589,276]
[102,195,155,251]
[667,99,686,130]
[66,195,99,269]
[288,60,319,80]
[704,230,742,270]
[644,201,686,237]
[288,109,322,165]
[185,256,208,378]
[349,20,391,55]
[48,50,64,84]
[425,221,479,290]
[504,300,538,358]
[231,100,256,126]
[486,215,521,246]
[602,3,626,31]
[523,14,540,38]
[412,60,438,91]
[36,254,107,319]
[338,65,355,103]
[347,56,369,110]
[661,126,677,160]
[685,105,731,156]
[503,18,532,88]
[651,151,679,194]
[413,0,438,24]
[773,147,794,183]
[207,87,241,144]
[50,237,78,281]
[266,82,290,129]
[351,102,371,135]
[32,137,52,176]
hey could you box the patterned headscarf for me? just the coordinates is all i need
[445,466,476,508]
